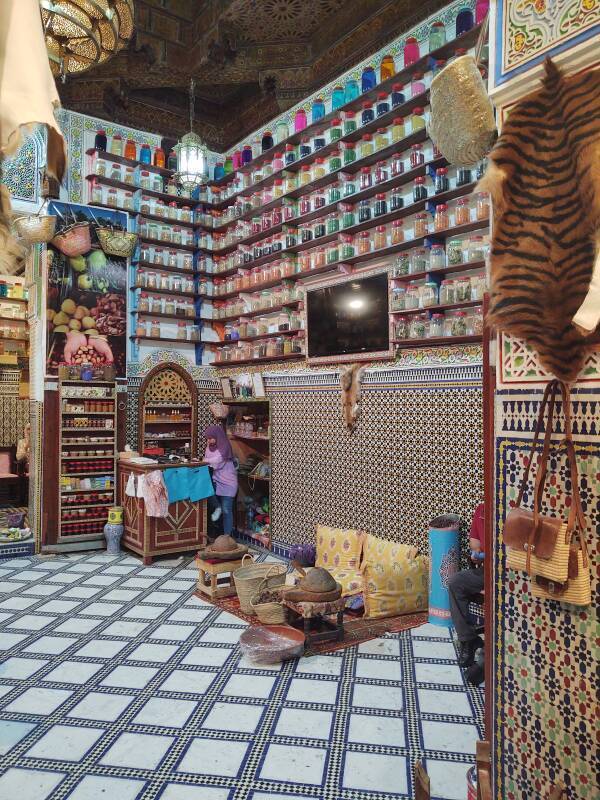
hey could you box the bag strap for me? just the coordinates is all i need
[516,379,558,506]
[474,12,489,69]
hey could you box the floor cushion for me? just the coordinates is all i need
[361,534,429,619]
[315,525,365,596]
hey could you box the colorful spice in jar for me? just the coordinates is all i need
[328,182,341,204]
[429,244,445,269]
[343,142,356,165]
[358,199,372,223]
[340,203,355,228]
[390,189,404,211]
[343,111,357,135]
[394,252,410,275]
[413,176,428,202]
[390,117,405,143]
[391,219,404,245]
[435,167,450,194]
[375,128,389,150]
[360,167,372,190]
[451,311,467,336]
[340,234,355,259]
[391,83,405,107]
[429,313,444,337]
[476,192,490,221]
[411,107,425,132]
[439,279,455,304]
[434,203,449,231]
[328,150,342,173]
[361,102,375,125]
[455,277,471,302]
[327,213,340,235]
[329,119,342,142]
[375,161,389,184]
[374,193,388,217]
[360,134,374,158]
[410,144,424,168]
[447,239,464,265]
[390,153,404,177]
[313,158,326,180]
[376,92,390,117]
[358,231,372,255]
[414,212,429,237]
[455,198,471,226]
[342,174,357,197]
[374,225,387,250]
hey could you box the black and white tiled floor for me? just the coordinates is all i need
[0,552,484,800]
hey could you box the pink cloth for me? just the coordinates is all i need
[143,470,169,518]
[204,446,238,497]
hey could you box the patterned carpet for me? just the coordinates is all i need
[0,551,484,800]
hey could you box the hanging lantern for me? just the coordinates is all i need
[40,0,134,80]
[174,79,208,191]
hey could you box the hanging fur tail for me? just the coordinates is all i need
[339,363,366,432]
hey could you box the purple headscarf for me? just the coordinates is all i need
[203,425,234,460]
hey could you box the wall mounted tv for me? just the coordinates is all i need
[306,272,390,362]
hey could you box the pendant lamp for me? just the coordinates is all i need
[174,79,208,191]
[40,0,134,80]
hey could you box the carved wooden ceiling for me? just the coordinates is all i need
[57,0,447,151]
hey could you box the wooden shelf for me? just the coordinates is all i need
[137,212,195,229]
[390,299,482,316]
[214,353,303,367]
[133,259,196,277]
[62,411,114,416]
[130,335,199,345]
[230,433,270,441]
[0,296,27,304]
[144,403,190,408]
[62,428,114,433]
[144,419,192,424]
[138,236,196,253]
[86,147,175,178]
[0,315,26,323]
[61,516,109,525]
[390,259,486,283]
[392,334,482,347]
[142,187,198,207]
[88,200,134,216]
[61,454,114,460]
[144,436,191,442]
[61,487,115,494]
[62,470,116,477]
[61,502,114,509]
[0,336,29,343]
[214,300,302,323]
[131,285,199,300]
[133,311,199,323]
[210,328,303,346]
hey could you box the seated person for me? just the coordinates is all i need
[448,502,484,667]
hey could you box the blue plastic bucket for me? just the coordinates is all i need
[428,515,460,626]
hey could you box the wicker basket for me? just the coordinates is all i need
[52,222,91,257]
[96,227,138,258]
[233,554,286,614]
[14,214,56,244]
[250,572,288,624]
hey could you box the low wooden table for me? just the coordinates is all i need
[283,596,346,647]
[195,556,244,600]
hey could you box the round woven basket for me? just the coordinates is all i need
[233,554,286,614]
[52,222,91,257]
[250,572,287,624]
[14,214,56,244]
[96,227,137,258]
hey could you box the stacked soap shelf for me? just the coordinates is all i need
[189,24,486,365]
[84,149,204,357]
[58,380,117,541]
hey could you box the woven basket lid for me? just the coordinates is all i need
[212,534,238,552]
[298,567,338,594]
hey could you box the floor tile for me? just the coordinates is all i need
[201,626,244,645]
[102,620,150,638]
[202,701,264,733]
[426,759,475,800]
[260,743,327,785]
[100,732,174,770]
[65,563,101,574]
[412,639,458,660]
[54,617,103,634]
[23,636,77,655]
[86,555,119,563]
[237,656,281,671]
[0,610,12,624]
[101,665,158,689]
[42,661,104,685]
[178,737,249,777]
[0,632,29,649]
[415,662,464,686]
[143,591,183,605]
[168,607,211,623]
[213,610,247,626]
[45,572,82,584]
[294,655,342,677]
[132,697,196,728]
[160,579,194,591]
[275,707,333,740]
[68,775,147,800]
[0,596,39,610]
[0,684,15,698]
[102,589,142,602]
[68,692,136,722]
[352,683,403,711]
[35,600,81,614]
[102,565,139,575]
[158,669,217,695]
[421,720,479,754]
[121,578,159,589]
[77,602,124,617]
[150,624,195,642]
[417,688,473,717]
[160,786,229,800]
[32,560,69,570]
[412,623,452,639]
[22,584,62,597]
[7,614,57,631]
[343,750,408,795]
[0,720,37,755]
[223,673,276,699]
[0,580,25,593]
[9,570,42,582]
[347,712,406,746]
[5,687,72,715]
[75,639,128,659]
[287,677,338,705]
[123,605,165,620]
[182,646,232,667]
[137,567,170,576]
[0,656,49,679]
[1,559,31,568]
[127,643,178,663]
[61,587,102,599]
[355,656,402,681]
[357,637,400,656]
[0,768,66,800]
[24,724,105,761]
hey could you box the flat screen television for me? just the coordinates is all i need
[306,272,390,360]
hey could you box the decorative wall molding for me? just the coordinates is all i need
[498,333,600,387]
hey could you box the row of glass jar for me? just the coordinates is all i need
[135,321,201,341]
[212,260,299,295]
[215,336,305,363]
[135,271,196,295]
[138,245,194,270]
[393,307,484,341]
[223,310,304,340]
[89,181,135,211]
[137,220,195,247]
[92,157,192,198]
[138,195,193,223]
[211,284,302,320]
[392,237,489,276]
[136,294,196,317]
[391,273,486,311]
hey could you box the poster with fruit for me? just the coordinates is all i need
[46,202,128,377]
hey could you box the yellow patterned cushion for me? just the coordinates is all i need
[315,525,364,572]
[361,534,429,619]
[331,568,363,597]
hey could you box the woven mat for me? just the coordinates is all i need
[195,590,427,655]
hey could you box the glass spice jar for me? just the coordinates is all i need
[375,161,389,184]
[342,173,357,198]
[329,150,342,173]
[429,244,445,270]
[390,117,405,143]
[314,219,326,238]
[455,277,471,302]
[328,182,342,205]
[434,203,449,231]
[414,212,430,237]
[455,198,471,226]
[374,193,388,217]
[327,213,340,235]
[420,281,438,308]
[329,119,342,142]
[439,279,455,305]
[410,247,429,274]
[340,234,355,259]
[394,252,410,275]
[359,166,372,190]
[411,107,426,132]
[394,319,409,340]
[358,199,372,223]
[451,311,468,336]
[390,152,404,177]
[342,142,356,166]
[447,239,464,265]
[374,226,387,250]
[476,192,490,221]
[358,231,372,255]
[360,134,374,158]
[405,283,420,310]
[391,219,404,245]
[413,176,428,202]
[435,167,450,194]
[313,247,327,269]
[429,313,444,338]
[375,128,389,150]
[390,189,404,211]
[457,167,472,187]
[410,143,425,168]
[340,203,355,229]
[343,111,357,135]
[391,286,406,310]
[314,190,326,210]
[468,236,487,263]
[410,314,427,339]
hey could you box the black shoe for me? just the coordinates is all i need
[466,660,485,686]
[457,636,483,668]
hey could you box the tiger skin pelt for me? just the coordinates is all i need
[477,59,600,383]
[339,363,366,432]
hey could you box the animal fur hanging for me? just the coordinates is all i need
[339,363,366,432]
[477,59,600,383]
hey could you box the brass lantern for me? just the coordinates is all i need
[174,79,208,191]
[40,0,134,79]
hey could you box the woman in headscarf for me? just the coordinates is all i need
[203,425,238,535]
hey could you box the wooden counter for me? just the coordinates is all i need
[118,460,208,564]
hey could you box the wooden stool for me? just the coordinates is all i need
[195,556,244,600]
[282,596,346,647]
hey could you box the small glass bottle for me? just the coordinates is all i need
[340,203,355,229]
[429,244,446,270]
[439,279,455,304]
[358,231,372,255]
[413,176,428,202]
[361,65,377,93]
[390,152,404,177]
[299,139,311,159]
[403,37,420,67]
[456,8,475,36]
[410,143,425,168]
[342,174,357,198]
[476,192,490,221]
[374,193,388,217]
[411,107,426,132]
[329,119,343,143]
[447,239,464,266]
[435,167,450,194]
[429,313,444,338]
[457,166,472,187]
[429,21,447,52]
[342,142,356,166]
[391,83,405,108]
[375,128,389,150]
[343,111,357,135]
[332,85,345,110]
[311,98,325,123]
[295,109,307,133]
[391,219,404,245]
[344,79,360,103]
[390,188,404,211]
[411,73,426,98]
[359,166,372,190]
[328,181,342,205]
[414,212,430,237]
[262,130,274,151]
[358,200,372,223]
[376,92,390,117]
[362,102,375,126]
[455,198,471,226]
[374,225,387,250]
[434,203,449,231]
[390,117,405,143]
[340,234,355,259]
[360,134,374,158]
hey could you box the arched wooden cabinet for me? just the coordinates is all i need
[138,364,198,458]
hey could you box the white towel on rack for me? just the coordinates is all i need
[125,473,136,497]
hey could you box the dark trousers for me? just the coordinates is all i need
[448,567,484,642]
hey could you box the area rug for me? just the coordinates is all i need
[194,590,427,655]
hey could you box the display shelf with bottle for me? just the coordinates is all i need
[58,381,117,542]
[138,364,197,459]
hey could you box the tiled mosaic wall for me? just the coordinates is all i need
[0,372,29,446]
